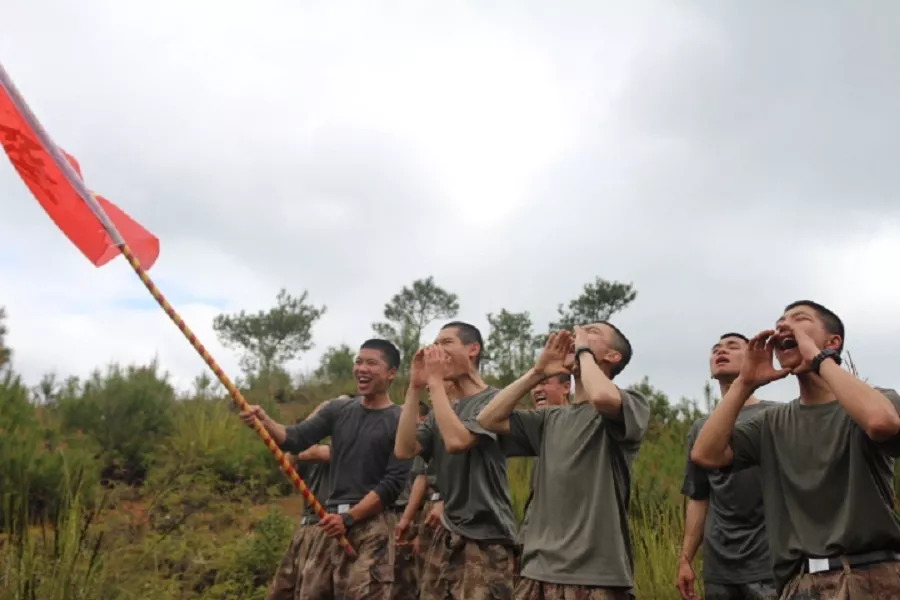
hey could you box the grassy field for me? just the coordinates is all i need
[1,365,715,599]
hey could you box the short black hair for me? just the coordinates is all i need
[553,372,571,385]
[418,402,431,418]
[440,321,484,367]
[783,300,845,352]
[599,320,633,378]
[359,338,401,370]
[719,332,749,343]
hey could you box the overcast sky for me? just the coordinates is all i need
[2,1,899,405]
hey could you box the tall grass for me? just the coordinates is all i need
[0,465,109,600]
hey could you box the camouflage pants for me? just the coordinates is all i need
[267,521,324,600]
[297,512,398,600]
[514,578,633,600]
[419,525,515,600]
[414,500,439,580]
[705,580,778,600]
[779,559,900,599]
[394,511,419,600]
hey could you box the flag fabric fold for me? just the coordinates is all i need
[0,74,159,269]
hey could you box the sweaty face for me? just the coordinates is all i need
[433,327,477,380]
[353,348,396,396]
[774,305,837,370]
[532,376,570,408]
[709,336,747,379]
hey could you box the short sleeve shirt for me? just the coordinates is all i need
[728,387,900,592]
[415,386,517,543]
[505,389,651,587]
[681,401,776,584]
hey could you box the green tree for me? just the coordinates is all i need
[314,344,355,383]
[485,309,541,386]
[0,306,11,370]
[213,289,326,375]
[549,277,637,330]
[372,276,460,372]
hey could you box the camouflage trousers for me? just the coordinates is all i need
[267,520,324,600]
[514,578,633,600]
[419,524,515,600]
[413,500,439,579]
[779,558,900,599]
[296,512,399,600]
[394,513,419,600]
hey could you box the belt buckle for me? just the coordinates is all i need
[430,492,440,501]
[808,558,830,574]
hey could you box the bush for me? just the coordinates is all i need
[146,397,291,504]
[56,362,176,485]
[0,372,100,529]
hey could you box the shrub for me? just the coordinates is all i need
[56,362,176,485]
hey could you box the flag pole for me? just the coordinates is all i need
[0,62,355,557]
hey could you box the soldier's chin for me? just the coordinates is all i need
[775,352,800,371]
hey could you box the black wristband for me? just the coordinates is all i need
[575,346,595,362]
[811,349,841,374]
[341,513,355,529]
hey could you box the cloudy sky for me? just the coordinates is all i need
[2,1,899,405]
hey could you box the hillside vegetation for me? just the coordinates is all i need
[3,277,884,599]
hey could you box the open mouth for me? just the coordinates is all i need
[779,337,798,350]
[714,357,729,366]
[356,375,373,385]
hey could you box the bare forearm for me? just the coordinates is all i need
[578,354,621,417]
[402,475,429,522]
[259,415,287,446]
[680,498,708,562]
[296,444,330,463]
[691,378,753,468]
[820,360,900,440]
[429,378,474,453]
[349,491,382,522]
[396,386,424,459]
[478,368,542,433]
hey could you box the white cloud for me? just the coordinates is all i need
[3,1,900,405]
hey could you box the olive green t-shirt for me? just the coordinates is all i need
[394,455,429,507]
[505,389,651,587]
[729,387,900,592]
[682,401,776,584]
[415,386,517,544]
[297,461,332,518]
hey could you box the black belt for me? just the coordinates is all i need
[806,550,900,574]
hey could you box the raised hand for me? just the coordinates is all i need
[739,329,791,388]
[776,322,822,374]
[410,348,428,389]
[535,331,574,377]
[423,345,449,383]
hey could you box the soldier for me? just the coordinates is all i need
[265,397,351,600]
[242,339,411,600]
[478,325,650,600]
[395,321,518,600]
[517,373,571,562]
[677,334,777,600]
[393,403,433,600]
[691,301,900,598]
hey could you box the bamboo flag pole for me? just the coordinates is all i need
[0,61,355,557]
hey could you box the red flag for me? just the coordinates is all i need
[0,79,159,269]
